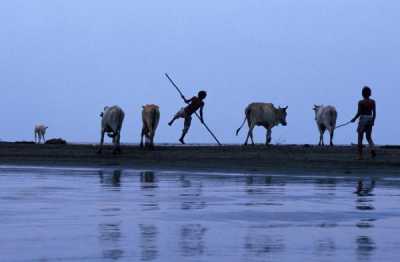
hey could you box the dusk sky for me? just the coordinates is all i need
[1,1,399,145]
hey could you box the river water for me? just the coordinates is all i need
[0,166,399,262]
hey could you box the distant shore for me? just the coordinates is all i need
[0,142,399,175]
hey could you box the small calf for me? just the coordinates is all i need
[34,124,48,144]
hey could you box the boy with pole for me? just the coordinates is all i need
[165,73,221,145]
[168,90,207,144]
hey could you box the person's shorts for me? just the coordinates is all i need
[174,108,186,118]
[358,115,373,133]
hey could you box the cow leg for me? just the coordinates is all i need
[140,127,145,148]
[42,133,46,143]
[113,131,121,154]
[97,130,105,154]
[250,133,255,145]
[149,130,155,149]
[266,128,272,145]
[319,126,326,146]
[329,128,334,146]
[116,131,122,153]
[244,124,255,146]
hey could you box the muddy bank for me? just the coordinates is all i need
[0,142,399,175]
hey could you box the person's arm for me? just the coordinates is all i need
[372,100,376,125]
[351,101,362,122]
[182,96,194,104]
[199,104,204,123]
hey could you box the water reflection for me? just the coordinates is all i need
[180,224,207,257]
[140,171,159,211]
[244,226,285,256]
[99,170,122,190]
[356,236,376,261]
[2,167,400,262]
[244,176,285,206]
[355,179,376,211]
[314,178,337,197]
[140,172,157,189]
[97,169,124,260]
[99,222,124,260]
[355,180,376,197]
[139,224,159,261]
[179,176,206,210]
[314,238,336,257]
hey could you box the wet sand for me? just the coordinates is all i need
[0,142,399,174]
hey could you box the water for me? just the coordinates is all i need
[1,166,400,262]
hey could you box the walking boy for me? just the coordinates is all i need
[168,91,207,144]
[351,86,376,159]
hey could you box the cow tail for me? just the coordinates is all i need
[236,110,249,136]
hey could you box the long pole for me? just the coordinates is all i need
[164,73,222,146]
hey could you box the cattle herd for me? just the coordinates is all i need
[34,102,340,154]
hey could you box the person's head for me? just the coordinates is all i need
[198,90,207,99]
[362,86,372,98]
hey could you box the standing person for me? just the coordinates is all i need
[351,86,376,159]
[168,90,207,144]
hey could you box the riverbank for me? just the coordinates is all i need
[0,142,399,175]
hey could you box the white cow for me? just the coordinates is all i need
[34,124,48,144]
[98,105,125,154]
[140,104,160,148]
[313,105,337,146]
[236,103,288,145]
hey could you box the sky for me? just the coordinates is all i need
[0,0,399,145]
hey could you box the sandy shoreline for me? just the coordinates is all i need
[1,142,399,175]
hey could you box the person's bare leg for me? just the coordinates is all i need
[357,131,364,160]
[168,114,180,126]
[366,128,376,158]
[179,116,191,144]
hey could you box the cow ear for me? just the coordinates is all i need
[284,106,288,110]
